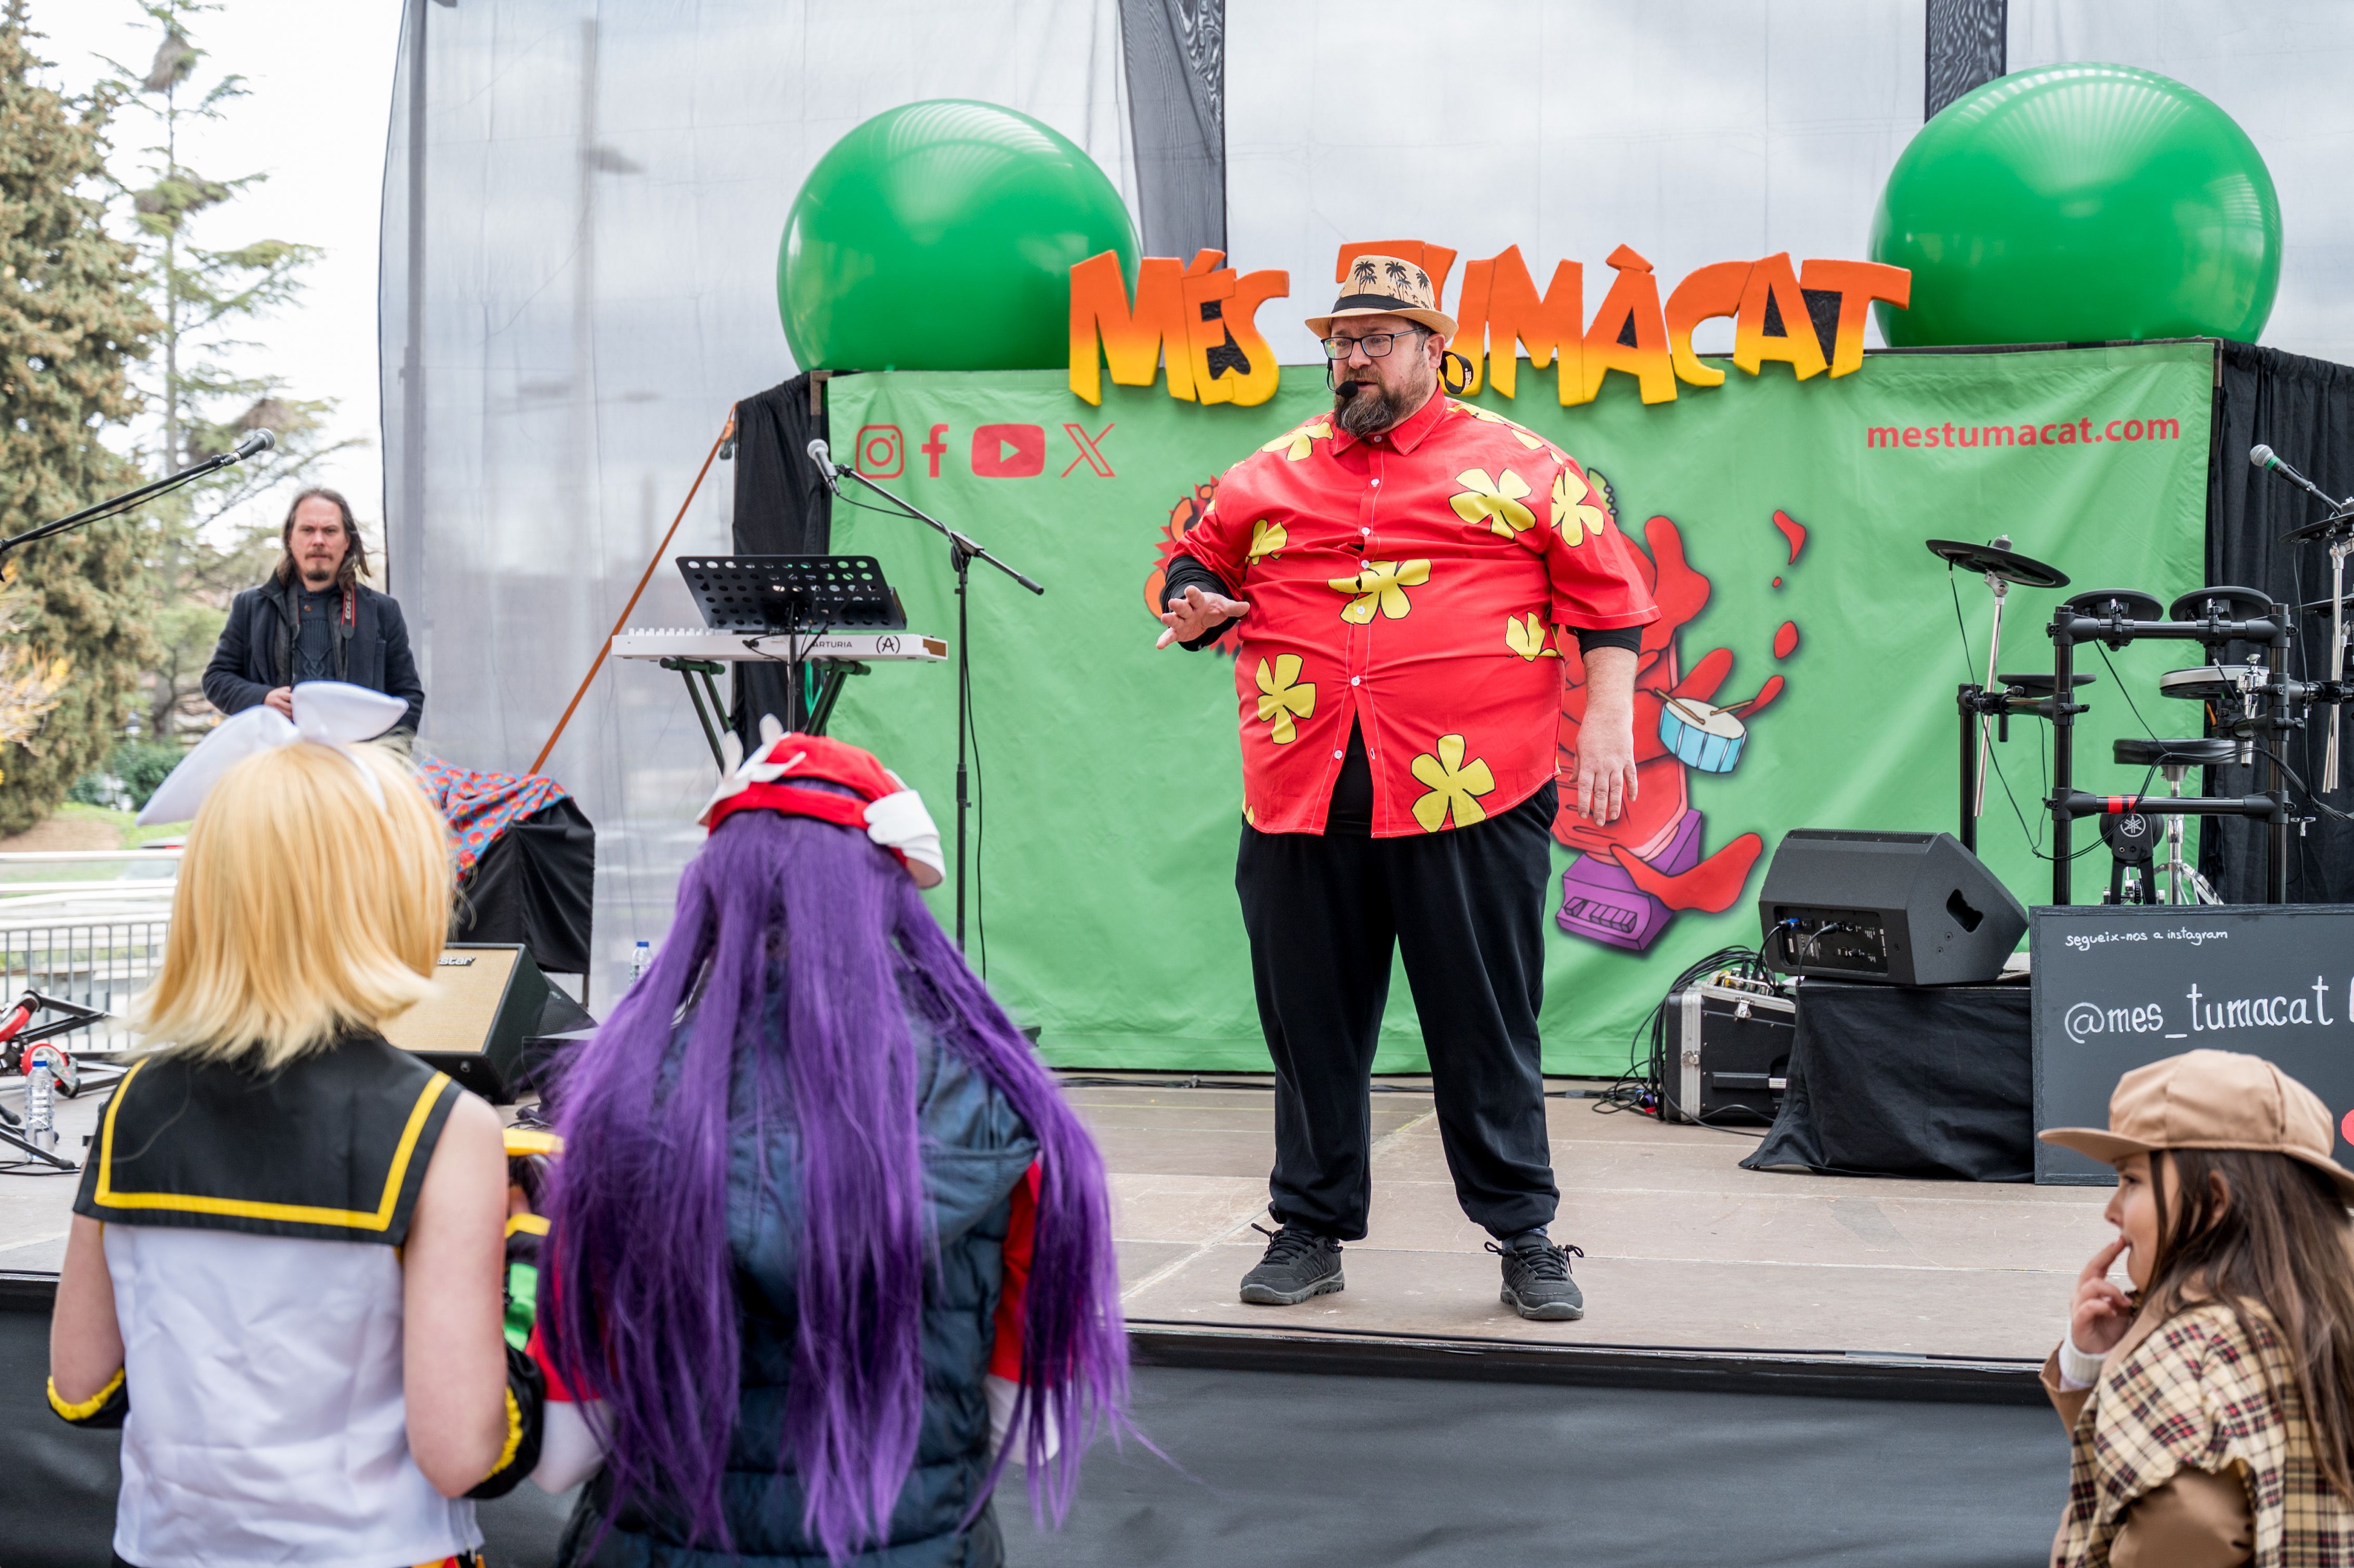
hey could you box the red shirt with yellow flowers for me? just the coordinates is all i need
[1170,389,1658,838]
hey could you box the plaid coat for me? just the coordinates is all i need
[2055,1298,2354,1567]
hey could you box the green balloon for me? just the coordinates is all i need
[780,100,1139,372]
[1871,64,2280,347]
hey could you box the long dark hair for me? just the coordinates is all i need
[2150,1148,2354,1496]
[272,487,368,590]
[541,808,1127,1560]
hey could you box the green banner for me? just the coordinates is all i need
[824,342,2213,1074]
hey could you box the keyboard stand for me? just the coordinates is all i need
[659,657,732,767]
[659,653,873,767]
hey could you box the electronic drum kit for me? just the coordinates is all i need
[1928,476,2354,909]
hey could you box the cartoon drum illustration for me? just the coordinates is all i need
[1658,696,1747,774]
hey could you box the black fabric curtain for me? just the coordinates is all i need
[1119,0,1225,259]
[728,373,834,740]
[2202,341,2354,902]
[1924,0,2007,119]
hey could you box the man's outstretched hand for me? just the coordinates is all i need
[1156,585,1251,649]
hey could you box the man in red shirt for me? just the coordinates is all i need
[1156,255,1656,1321]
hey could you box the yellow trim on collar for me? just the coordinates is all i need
[505,1212,550,1239]
[93,1058,455,1231]
[504,1128,562,1157]
[49,1366,124,1422]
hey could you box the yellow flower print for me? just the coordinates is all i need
[1450,401,1546,450]
[1254,655,1316,744]
[1410,735,1497,832]
[1246,519,1287,562]
[1504,613,1561,661]
[1550,467,1611,545]
[1450,468,1537,539]
[1261,419,1332,461]
[1327,559,1431,624]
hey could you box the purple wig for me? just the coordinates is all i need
[541,807,1127,1561]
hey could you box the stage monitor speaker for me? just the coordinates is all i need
[1758,830,2026,986]
[381,943,550,1103]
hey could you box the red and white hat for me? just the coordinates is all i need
[699,724,945,888]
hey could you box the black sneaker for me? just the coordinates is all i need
[1489,1231,1585,1321]
[1238,1223,1344,1305]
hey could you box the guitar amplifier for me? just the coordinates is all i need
[380,943,550,1103]
[1666,979,1796,1126]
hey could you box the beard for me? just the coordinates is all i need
[1334,363,1432,436]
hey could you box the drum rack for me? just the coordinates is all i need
[2045,587,2292,906]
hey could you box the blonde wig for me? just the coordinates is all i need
[134,740,451,1068]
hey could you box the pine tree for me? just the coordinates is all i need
[0,4,159,831]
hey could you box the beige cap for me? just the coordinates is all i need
[1304,253,1456,341]
[2040,1048,2354,1200]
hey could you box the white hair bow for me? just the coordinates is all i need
[138,682,409,826]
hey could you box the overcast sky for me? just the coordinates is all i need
[30,0,402,548]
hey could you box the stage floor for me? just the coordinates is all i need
[0,1073,2114,1365]
[1074,1076,2110,1365]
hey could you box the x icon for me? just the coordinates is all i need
[1060,422,1116,478]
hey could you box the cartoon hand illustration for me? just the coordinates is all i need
[1552,507,1797,953]
[1557,513,1780,851]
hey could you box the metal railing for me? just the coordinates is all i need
[0,849,179,1053]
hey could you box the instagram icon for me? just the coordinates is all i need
[855,424,905,478]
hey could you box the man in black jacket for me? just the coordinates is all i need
[203,488,425,735]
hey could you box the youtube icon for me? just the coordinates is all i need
[971,423,1045,478]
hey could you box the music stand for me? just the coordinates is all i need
[677,555,906,634]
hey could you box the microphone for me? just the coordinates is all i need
[231,428,275,462]
[806,437,841,496]
[2251,443,2336,504]
[1332,379,1362,403]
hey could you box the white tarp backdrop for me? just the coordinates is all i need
[381,0,2354,1001]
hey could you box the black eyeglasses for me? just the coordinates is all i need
[1320,328,1429,361]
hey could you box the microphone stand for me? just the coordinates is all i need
[820,459,1043,952]
[0,440,272,562]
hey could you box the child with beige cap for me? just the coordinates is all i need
[2043,1049,2354,1566]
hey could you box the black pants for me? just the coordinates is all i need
[1235,782,1559,1241]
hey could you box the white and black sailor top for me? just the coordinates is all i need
[69,1034,481,1568]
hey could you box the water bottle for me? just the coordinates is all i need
[630,940,652,983]
[23,1057,55,1151]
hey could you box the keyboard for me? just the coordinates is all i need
[611,628,947,663]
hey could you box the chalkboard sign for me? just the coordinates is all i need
[2032,905,2354,1184]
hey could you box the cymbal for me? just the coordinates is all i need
[2282,507,2354,545]
[1925,538,2069,588]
